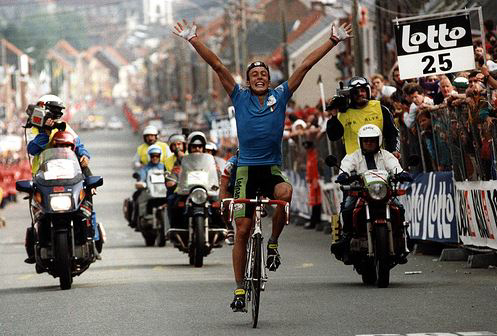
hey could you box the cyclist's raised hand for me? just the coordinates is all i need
[173,19,197,41]
[330,23,352,43]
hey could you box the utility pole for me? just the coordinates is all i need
[240,0,248,70]
[279,0,289,80]
[229,2,241,76]
[352,0,364,76]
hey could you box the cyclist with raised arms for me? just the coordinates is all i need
[173,18,352,312]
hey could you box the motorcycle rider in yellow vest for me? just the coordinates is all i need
[326,76,400,157]
[132,125,171,170]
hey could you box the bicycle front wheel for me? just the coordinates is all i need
[251,233,262,328]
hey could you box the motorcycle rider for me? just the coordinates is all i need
[165,133,186,175]
[132,125,170,170]
[136,145,166,185]
[128,126,169,228]
[331,124,411,263]
[25,130,102,263]
[25,95,93,264]
[326,76,400,157]
[167,131,207,230]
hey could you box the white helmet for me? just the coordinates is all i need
[187,131,207,147]
[357,124,382,153]
[147,144,162,161]
[37,94,65,118]
[205,141,217,152]
[143,125,159,136]
[37,94,64,108]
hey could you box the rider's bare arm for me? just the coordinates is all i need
[288,23,351,93]
[173,19,236,95]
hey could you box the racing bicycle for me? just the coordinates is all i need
[222,195,289,328]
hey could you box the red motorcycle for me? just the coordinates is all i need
[327,155,412,288]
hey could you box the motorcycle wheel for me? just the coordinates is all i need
[193,215,205,268]
[361,260,377,285]
[143,231,157,247]
[251,233,262,328]
[157,211,166,247]
[374,225,390,288]
[95,224,104,253]
[55,231,72,290]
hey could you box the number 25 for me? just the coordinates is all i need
[422,53,452,74]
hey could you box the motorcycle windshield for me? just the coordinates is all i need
[147,169,168,197]
[177,153,219,196]
[35,148,84,185]
[362,170,389,185]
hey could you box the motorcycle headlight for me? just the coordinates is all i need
[190,188,208,205]
[367,183,388,201]
[50,195,72,211]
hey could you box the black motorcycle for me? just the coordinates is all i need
[167,153,227,267]
[16,148,103,290]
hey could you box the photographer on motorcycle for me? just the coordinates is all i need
[326,76,400,157]
[331,124,411,263]
[27,95,90,174]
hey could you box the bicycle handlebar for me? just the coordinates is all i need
[221,198,290,225]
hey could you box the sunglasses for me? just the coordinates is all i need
[150,154,161,158]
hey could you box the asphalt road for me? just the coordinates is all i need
[0,104,496,336]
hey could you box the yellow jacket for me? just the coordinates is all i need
[135,141,170,165]
[338,100,383,154]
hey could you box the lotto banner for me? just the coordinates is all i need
[400,172,458,243]
[394,14,475,79]
[454,181,497,250]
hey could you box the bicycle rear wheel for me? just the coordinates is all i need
[251,233,262,328]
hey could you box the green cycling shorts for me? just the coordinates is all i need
[233,165,290,219]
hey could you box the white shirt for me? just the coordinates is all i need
[340,148,403,176]
[404,96,434,129]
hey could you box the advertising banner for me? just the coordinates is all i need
[401,172,458,243]
[454,181,497,250]
[394,14,475,79]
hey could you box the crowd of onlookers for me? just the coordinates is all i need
[283,19,497,183]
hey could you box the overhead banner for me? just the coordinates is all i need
[455,181,497,250]
[394,14,475,79]
[400,172,458,243]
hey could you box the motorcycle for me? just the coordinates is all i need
[167,153,227,267]
[326,155,412,288]
[132,168,169,247]
[16,148,103,290]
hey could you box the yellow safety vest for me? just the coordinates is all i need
[31,125,78,174]
[338,100,383,154]
[136,141,169,165]
[165,154,177,172]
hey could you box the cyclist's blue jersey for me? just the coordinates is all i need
[230,82,292,166]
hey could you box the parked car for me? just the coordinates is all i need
[107,116,124,130]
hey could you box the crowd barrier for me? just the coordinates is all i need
[123,103,139,133]
[282,101,497,251]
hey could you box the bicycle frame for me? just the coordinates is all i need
[221,196,289,292]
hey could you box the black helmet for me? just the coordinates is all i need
[348,76,371,100]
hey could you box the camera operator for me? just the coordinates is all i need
[326,76,400,158]
[26,94,90,174]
